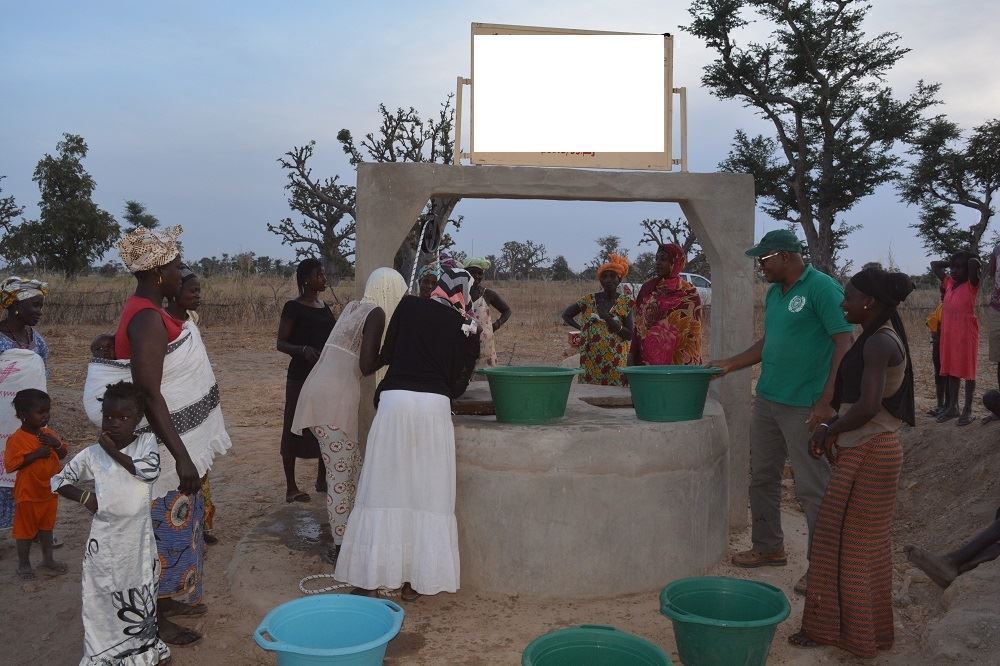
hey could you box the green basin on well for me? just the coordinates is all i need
[619,365,723,422]
[476,366,582,424]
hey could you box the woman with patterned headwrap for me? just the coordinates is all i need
[336,267,479,601]
[416,262,441,298]
[562,255,633,386]
[292,268,408,559]
[83,225,232,647]
[0,278,50,534]
[629,243,704,367]
[465,257,511,368]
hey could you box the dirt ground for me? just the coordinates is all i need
[0,320,997,665]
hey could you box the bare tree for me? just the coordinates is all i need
[900,116,999,256]
[337,95,461,273]
[499,240,549,279]
[684,0,939,274]
[268,141,357,281]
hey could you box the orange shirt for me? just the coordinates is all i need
[3,428,63,503]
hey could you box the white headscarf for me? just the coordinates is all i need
[0,277,48,309]
[362,268,408,386]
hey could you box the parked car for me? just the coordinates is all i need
[620,273,712,307]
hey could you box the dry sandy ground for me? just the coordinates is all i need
[0,323,997,665]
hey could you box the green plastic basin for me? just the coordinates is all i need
[660,577,790,666]
[619,366,723,422]
[523,625,671,666]
[476,366,582,424]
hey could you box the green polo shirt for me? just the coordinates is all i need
[757,264,854,407]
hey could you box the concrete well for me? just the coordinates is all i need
[453,383,729,598]
[353,163,755,530]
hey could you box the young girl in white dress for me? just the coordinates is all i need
[52,381,171,665]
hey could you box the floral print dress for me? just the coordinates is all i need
[51,434,170,665]
[576,293,632,386]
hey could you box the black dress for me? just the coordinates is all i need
[280,299,336,459]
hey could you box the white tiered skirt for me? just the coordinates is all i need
[334,390,460,594]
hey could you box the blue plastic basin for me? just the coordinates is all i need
[254,594,405,666]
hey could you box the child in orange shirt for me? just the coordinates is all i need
[3,388,67,580]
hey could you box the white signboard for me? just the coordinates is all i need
[470,24,674,170]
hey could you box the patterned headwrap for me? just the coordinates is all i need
[597,254,630,280]
[430,267,479,336]
[465,257,491,271]
[116,225,183,273]
[0,277,49,309]
[658,243,686,284]
[417,261,442,281]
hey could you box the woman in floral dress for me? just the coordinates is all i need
[562,255,633,385]
[630,243,703,366]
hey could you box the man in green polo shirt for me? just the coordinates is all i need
[710,230,853,594]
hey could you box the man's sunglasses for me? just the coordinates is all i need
[757,251,782,267]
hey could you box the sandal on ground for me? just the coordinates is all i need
[957,414,975,427]
[16,566,36,581]
[160,600,208,618]
[37,561,68,576]
[159,620,202,647]
[286,490,311,503]
[788,632,821,648]
[204,533,219,545]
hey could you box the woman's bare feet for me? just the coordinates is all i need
[349,587,380,597]
[158,617,201,646]
[400,582,421,602]
[37,560,67,576]
[788,631,820,648]
[905,545,958,588]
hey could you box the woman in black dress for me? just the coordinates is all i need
[277,259,336,502]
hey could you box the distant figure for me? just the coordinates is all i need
[4,389,67,580]
[52,381,171,665]
[0,277,50,536]
[277,258,335,503]
[465,257,511,368]
[630,243,703,366]
[925,288,946,416]
[984,241,1000,420]
[709,230,853,596]
[931,252,981,425]
[906,508,1000,588]
[789,267,915,658]
[417,262,441,298]
[562,254,633,386]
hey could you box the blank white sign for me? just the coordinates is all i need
[472,34,665,153]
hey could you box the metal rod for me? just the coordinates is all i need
[453,76,465,166]
[679,86,688,173]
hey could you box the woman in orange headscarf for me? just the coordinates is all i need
[630,243,703,366]
[561,254,634,386]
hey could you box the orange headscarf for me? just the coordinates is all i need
[597,254,630,280]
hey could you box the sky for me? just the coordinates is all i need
[1,0,997,275]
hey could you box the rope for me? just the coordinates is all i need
[298,574,350,595]
[408,219,432,294]
[297,573,399,598]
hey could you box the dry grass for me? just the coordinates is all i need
[35,274,954,354]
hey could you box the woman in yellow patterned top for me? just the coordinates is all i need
[561,255,633,386]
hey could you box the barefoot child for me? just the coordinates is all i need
[52,381,170,664]
[3,388,67,580]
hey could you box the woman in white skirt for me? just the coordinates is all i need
[292,268,407,559]
[335,267,479,601]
